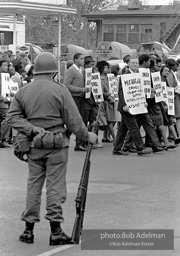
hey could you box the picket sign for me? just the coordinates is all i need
[151,72,164,103]
[113,78,119,101]
[107,74,115,96]
[9,80,19,95]
[121,72,147,115]
[1,73,10,99]
[175,80,180,94]
[161,82,168,105]
[85,67,92,99]
[139,68,151,98]
[167,87,175,115]
[91,72,104,103]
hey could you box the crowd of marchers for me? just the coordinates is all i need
[0,50,34,148]
[0,50,180,155]
[63,53,180,156]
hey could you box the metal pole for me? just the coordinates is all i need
[57,14,61,82]
[13,13,17,53]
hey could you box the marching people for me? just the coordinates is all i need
[11,59,25,88]
[7,52,97,246]
[110,64,122,125]
[64,52,89,151]
[83,55,103,149]
[146,57,177,149]
[119,55,165,153]
[160,65,180,144]
[112,56,152,156]
[96,60,116,143]
[0,59,11,147]
[166,58,180,138]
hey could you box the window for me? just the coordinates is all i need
[129,24,139,33]
[104,25,114,33]
[117,24,126,33]
[104,24,114,42]
[145,28,152,34]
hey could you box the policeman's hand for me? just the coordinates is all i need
[87,132,97,144]
[32,126,45,136]
[123,105,129,112]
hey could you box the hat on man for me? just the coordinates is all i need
[84,55,94,64]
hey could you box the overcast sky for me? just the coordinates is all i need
[141,0,173,4]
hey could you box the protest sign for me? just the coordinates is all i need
[175,80,180,94]
[167,87,175,115]
[9,80,19,95]
[151,72,164,103]
[1,73,10,98]
[139,68,151,98]
[85,68,92,99]
[91,72,104,102]
[121,73,147,115]
[107,74,115,96]
[113,78,119,101]
[161,82,168,105]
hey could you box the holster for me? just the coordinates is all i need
[17,132,31,153]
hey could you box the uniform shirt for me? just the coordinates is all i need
[7,75,88,140]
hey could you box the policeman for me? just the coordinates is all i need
[7,52,97,245]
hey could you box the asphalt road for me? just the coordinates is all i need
[0,134,180,256]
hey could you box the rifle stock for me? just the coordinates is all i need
[71,102,103,244]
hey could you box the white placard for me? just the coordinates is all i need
[121,73,148,115]
[151,72,164,103]
[9,80,19,95]
[139,68,151,98]
[175,80,180,94]
[91,72,104,103]
[1,73,10,98]
[161,82,168,105]
[107,74,115,96]
[167,87,175,115]
[113,78,119,101]
[85,68,92,99]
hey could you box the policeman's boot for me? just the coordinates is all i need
[19,222,34,244]
[49,221,72,246]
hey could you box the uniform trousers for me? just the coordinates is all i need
[114,112,145,151]
[21,147,68,223]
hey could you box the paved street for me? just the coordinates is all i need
[1,133,180,256]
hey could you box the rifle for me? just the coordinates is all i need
[71,102,103,244]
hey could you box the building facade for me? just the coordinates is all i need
[82,1,180,52]
[0,15,25,52]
